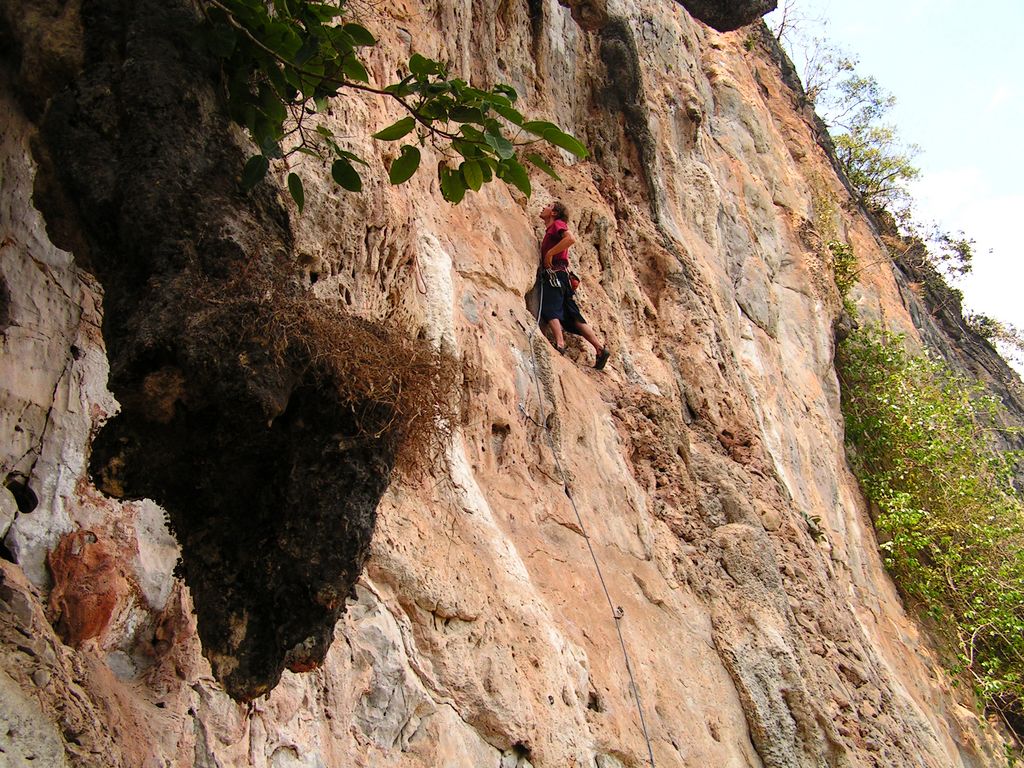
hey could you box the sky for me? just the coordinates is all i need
[764,0,1024,339]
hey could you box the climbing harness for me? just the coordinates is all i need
[522,277,657,768]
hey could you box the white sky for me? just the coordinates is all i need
[765,0,1024,334]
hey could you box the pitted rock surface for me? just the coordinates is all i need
[0,0,1018,765]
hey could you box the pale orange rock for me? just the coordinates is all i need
[0,1,1019,767]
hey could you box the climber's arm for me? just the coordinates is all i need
[543,232,575,268]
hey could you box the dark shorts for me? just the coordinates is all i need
[539,270,587,332]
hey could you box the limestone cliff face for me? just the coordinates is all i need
[0,1,1016,767]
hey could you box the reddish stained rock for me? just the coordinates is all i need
[717,426,758,464]
[47,530,131,647]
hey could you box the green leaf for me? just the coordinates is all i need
[492,103,524,126]
[288,172,305,212]
[324,25,354,56]
[294,34,321,65]
[306,2,345,20]
[461,160,483,191]
[241,154,270,190]
[409,53,438,78]
[384,76,415,97]
[343,22,376,46]
[373,116,416,141]
[264,21,303,58]
[228,0,265,27]
[439,164,467,204]
[450,106,485,124]
[337,149,369,166]
[315,125,334,138]
[498,158,531,197]
[523,121,589,157]
[418,98,451,121]
[342,55,369,83]
[283,65,302,92]
[526,152,560,180]
[266,64,291,99]
[235,103,256,134]
[494,83,518,102]
[332,157,362,191]
[454,138,488,161]
[522,120,560,137]
[474,90,513,108]
[301,58,326,76]
[545,129,589,159]
[258,83,287,125]
[389,145,421,184]
[482,117,502,136]
[484,131,515,160]
[258,132,283,159]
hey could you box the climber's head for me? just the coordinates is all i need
[540,200,569,224]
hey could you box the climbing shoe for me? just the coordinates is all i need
[594,347,610,370]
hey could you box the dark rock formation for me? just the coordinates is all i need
[677,0,777,32]
[5,0,401,700]
[595,17,660,215]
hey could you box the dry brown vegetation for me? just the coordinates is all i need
[189,268,460,477]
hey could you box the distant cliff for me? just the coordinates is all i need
[0,0,1017,766]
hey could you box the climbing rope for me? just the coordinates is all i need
[522,275,657,768]
[411,249,428,295]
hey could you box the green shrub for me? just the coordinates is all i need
[837,325,1024,727]
[826,239,857,299]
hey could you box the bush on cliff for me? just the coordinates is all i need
[837,324,1024,729]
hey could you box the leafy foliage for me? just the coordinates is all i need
[198,0,585,209]
[966,313,1024,371]
[838,325,1024,729]
[803,54,978,288]
[926,226,977,278]
[833,125,918,212]
[818,70,915,212]
[771,4,1023,374]
[768,5,919,213]
[826,239,857,299]
[823,73,895,133]
[807,181,858,306]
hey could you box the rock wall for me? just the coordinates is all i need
[0,0,1016,766]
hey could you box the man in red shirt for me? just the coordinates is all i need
[539,201,610,370]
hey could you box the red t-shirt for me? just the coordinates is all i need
[541,219,570,271]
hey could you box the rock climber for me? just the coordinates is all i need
[538,201,610,370]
